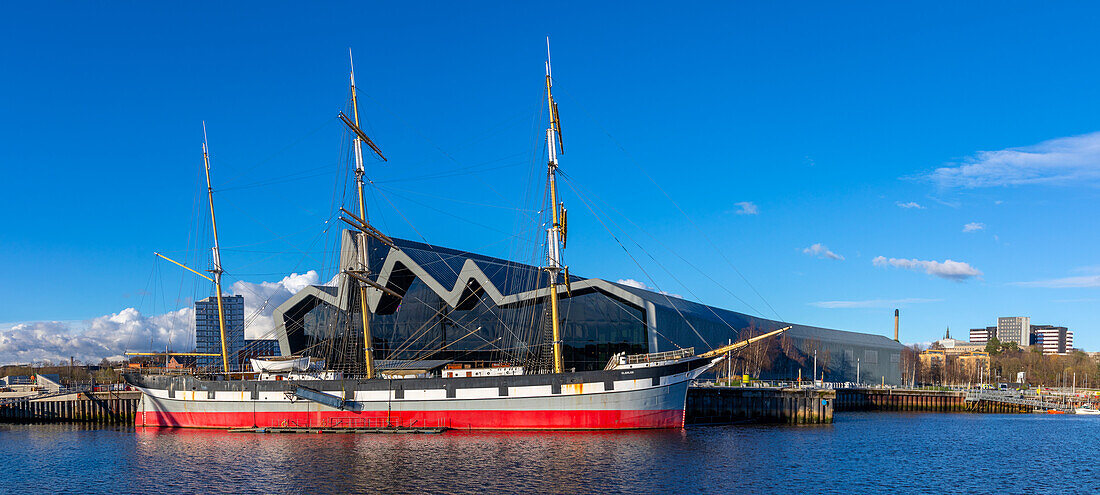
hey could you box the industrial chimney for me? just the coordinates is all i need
[894,309,899,342]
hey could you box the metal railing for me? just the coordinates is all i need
[0,385,96,406]
[965,390,1076,413]
[624,348,695,365]
[691,379,864,389]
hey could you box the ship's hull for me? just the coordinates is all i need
[124,358,713,430]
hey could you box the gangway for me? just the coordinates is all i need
[965,390,1075,413]
[292,386,347,410]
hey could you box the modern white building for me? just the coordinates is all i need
[970,317,1076,354]
[1032,325,1073,355]
[969,326,995,344]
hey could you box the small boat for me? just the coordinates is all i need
[249,356,323,373]
[1075,405,1100,415]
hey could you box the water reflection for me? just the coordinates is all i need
[122,427,687,493]
[3,415,1098,494]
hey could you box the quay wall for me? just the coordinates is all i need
[6,389,836,427]
[686,387,834,425]
[6,388,1025,426]
[0,391,140,424]
[834,388,1029,413]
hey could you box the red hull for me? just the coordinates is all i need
[139,408,686,430]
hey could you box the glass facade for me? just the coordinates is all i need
[241,339,280,363]
[196,295,245,371]
[295,278,647,373]
[630,287,905,384]
[278,234,906,383]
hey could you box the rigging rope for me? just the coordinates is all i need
[557,174,711,350]
[552,82,788,324]
[217,117,339,186]
[558,171,758,347]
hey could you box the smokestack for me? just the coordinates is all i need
[894,309,899,342]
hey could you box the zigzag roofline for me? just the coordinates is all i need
[271,231,657,356]
[271,231,903,357]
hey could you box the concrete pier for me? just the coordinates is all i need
[686,387,835,425]
[0,391,140,424]
[834,388,1029,413]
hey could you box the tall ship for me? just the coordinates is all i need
[123,45,786,430]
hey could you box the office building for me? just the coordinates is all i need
[196,294,245,371]
[970,326,996,345]
[970,317,1077,354]
[996,317,1031,347]
[1031,325,1073,355]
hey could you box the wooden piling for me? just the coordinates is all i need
[0,392,141,425]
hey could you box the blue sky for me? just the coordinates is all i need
[2,2,1098,362]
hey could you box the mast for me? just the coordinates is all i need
[544,39,567,374]
[202,123,231,374]
[349,50,376,378]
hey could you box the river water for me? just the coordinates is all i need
[2,413,1096,494]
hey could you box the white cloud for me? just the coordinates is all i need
[0,307,193,366]
[231,271,320,340]
[802,243,844,261]
[810,298,943,309]
[615,279,682,298]
[930,131,1100,188]
[0,272,321,366]
[896,201,925,209]
[616,278,647,290]
[733,201,759,215]
[962,222,985,233]
[1013,275,1100,288]
[872,256,982,281]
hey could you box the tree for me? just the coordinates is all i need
[94,367,120,383]
[985,336,1002,355]
[901,345,922,387]
[742,327,773,378]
